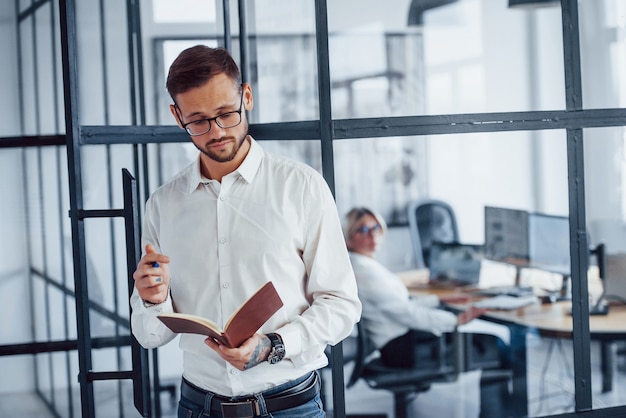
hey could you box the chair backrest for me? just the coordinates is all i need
[346,321,374,388]
[408,199,460,268]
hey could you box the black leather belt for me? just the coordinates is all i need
[181,372,320,418]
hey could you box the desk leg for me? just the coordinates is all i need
[600,341,613,393]
[508,325,528,417]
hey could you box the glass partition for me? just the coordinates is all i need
[585,126,626,412]
[334,130,579,417]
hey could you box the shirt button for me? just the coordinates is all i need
[222,282,230,289]
[230,369,237,375]
[219,238,226,244]
[220,196,226,201]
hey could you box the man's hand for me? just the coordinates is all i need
[204,333,271,371]
[133,244,171,304]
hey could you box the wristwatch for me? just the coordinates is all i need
[142,293,169,309]
[266,333,285,364]
[142,299,163,308]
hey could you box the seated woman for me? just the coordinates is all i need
[344,207,483,369]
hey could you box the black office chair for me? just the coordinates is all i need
[407,199,459,268]
[346,322,459,418]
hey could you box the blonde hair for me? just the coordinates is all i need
[343,207,388,239]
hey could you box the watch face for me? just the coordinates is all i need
[268,351,281,364]
[268,345,286,364]
[267,334,285,364]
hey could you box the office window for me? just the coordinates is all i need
[152,0,216,23]
[334,130,568,265]
[584,126,626,248]
[327,0,565,117]
[334,137,427,226]
[154,39,220,125]
[249,1,318,124]
[579,0,626,110]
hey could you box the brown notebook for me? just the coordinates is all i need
[157,281,284,348]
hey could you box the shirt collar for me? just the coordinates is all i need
[236,136,263,184]
[185,136,263,194]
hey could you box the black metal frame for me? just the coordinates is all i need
[3,0,626,417]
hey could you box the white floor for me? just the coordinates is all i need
[330,334,626,418]
[3,336,626,417]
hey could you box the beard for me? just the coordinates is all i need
[194,122,248,163]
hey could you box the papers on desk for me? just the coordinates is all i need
[473,295,539,310]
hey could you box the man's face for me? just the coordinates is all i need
[171,73,253,163]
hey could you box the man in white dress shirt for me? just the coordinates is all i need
[130,45,361,418]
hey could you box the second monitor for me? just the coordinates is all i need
[528,212,571,276]
[484,206,571,276]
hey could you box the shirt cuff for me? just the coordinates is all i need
[275,322,302,359]
[142,293,173,313]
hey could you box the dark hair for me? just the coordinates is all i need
[166,45,242,100]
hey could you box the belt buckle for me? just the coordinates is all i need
[220,398,260,418]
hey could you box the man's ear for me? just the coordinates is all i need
[170,104,184,129]
[242,82,254,111]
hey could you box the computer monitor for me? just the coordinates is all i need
[428,242,484,285]
[605,253,626,304]
[484,206,529,263]
[484,206,571,270]
[528,212,571,276]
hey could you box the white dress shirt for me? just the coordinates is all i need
[131,137,361,396]
[349,252,456,349]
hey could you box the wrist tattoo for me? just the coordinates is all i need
[244,335,271,370]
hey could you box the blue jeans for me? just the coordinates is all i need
[177,373,325,418]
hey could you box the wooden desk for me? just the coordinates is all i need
[405,281,626,416]
[410,285,626,337]
[476,300,626,338]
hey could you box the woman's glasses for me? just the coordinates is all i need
[354,224,382,235]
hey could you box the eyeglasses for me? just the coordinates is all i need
[180,91,244,136]
[354,224,382,235]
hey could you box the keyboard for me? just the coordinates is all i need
[472,285,534,298]
[473,295,538,310]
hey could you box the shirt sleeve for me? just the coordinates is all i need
[278,173,362,366]
[130,196,177,349]
[130,287,177,348]
[405,301,457,335]
[375,287,456,335]
[410,294,441,308]
[356,257,456,337]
